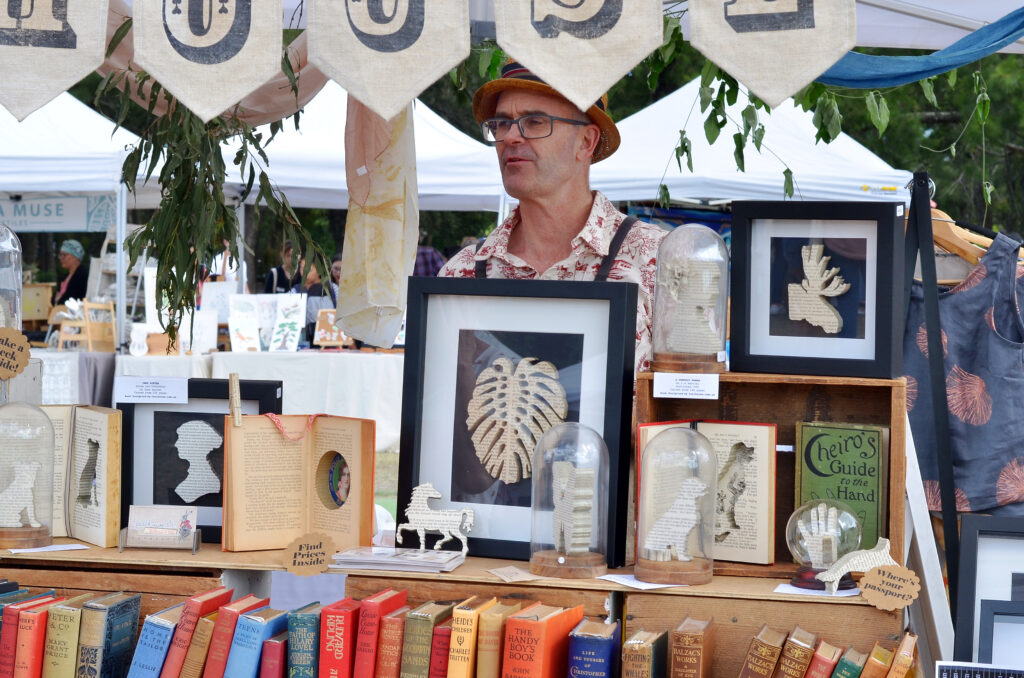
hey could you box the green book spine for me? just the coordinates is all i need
[796,422,888,548]
[830,657,865,678]
[287,606,321,678]
[399,603,452,678]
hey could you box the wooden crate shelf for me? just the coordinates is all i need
[635,371,908,579]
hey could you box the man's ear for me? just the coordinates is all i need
[577,123,601,162]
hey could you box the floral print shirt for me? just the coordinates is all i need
[440,191,668,374]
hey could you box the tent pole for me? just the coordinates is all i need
[116,183,127,352]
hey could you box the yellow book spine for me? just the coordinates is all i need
[180,613,218,678]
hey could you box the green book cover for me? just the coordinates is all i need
[286,601,322,678]
[399,601,454,678]
[796,422,889,550]
[830,647,867,678]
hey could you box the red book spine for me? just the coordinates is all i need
[372,613,406,678]
[258,636,286,678]
[353,592,406,678]
[426,624,452,678]
[320,604,360,678]
[0,605,24,678]
[11,608,48,678]
[160,589,233,678]
[202,597,267,678]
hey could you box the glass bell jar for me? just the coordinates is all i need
[0,224,54,548]
[786,499,862,590]
[652,224,729,373]
[635,427,717,585]
[529,422,609,578]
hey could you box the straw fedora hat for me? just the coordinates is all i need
[472,60,620,163]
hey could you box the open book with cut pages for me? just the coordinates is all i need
[222,414,375,552]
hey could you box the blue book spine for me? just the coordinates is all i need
[224,614,288,678]
[567,622,621,678]
[100,594,142,678]
[126,614,179,678]
[286,610,321,678]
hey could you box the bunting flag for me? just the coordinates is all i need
[690,0,855,108]
[336,97,418,348]
[494,0,661,114]
[307,0,470,121]
[0,0,110,121]
[132,0,284,123]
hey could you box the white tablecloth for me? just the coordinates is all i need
[115,354,213,379]
[209,352,404,453]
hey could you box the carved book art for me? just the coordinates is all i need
[551,461,593,555]
[396,483,475,555]
[659,259,724,354]
[787,244,851,334]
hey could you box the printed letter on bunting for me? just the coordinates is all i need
[307,0,470,121]
[689,0,855,108]
[133,0,283,123]
[0,0,109,120]
[495,0,661,114]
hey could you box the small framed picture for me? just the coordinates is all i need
[398,277,637,565]
[730,201,903,377]
[117,378,282,543]
[978,599,1024,665]
[955,514,1024,661]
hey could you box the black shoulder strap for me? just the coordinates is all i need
[474,240,487,279]
[595,216,637,282]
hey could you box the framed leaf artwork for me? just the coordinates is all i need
[729,200,904,378]
[398,277,637,565]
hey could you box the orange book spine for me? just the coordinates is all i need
[374,613,407,678]
[11,608,49,678]
[858,643,894,678]
[500,607,583,678]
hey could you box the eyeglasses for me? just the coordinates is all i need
[481,114,589,143]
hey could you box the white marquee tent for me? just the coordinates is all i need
[591,77,912,204]
[222,81,503,212]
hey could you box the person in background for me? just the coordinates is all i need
[264,240,302,293]
[306,253,341,343]
[413,234,447,277]
[53,239,89,305]
[209,238,245,284]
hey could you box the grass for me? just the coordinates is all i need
[374,450,399,521]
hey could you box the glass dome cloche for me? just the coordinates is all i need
[529,422,609,578]
[786,499,862,590]
[635,427,717,585]
[652,224,729,373]
[0,224,54,549]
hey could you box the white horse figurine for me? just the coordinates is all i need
[396,483,475,555]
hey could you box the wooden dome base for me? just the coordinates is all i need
[529,550,607,578]
[635,556,712,585]
[0,526,51,549]
[651,352,726,373]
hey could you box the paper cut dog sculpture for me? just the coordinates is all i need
[396,483,475,555]
[0,461,42,528]
[642,477,707,562]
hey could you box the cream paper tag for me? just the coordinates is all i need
[859,564,921,611]
[285,533,338,576]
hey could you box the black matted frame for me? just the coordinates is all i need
[117,378,282,543]
[730,200,903,378]
[978,599,1024,664]
[398,277,637,566]
[955,514,1024,661]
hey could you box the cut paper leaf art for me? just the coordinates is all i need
[466,357,568,485]
[788,244,851,334]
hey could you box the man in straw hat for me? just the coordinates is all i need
[440,61,667,374]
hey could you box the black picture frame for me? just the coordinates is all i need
[978,599,1024,664]
[398,277,637,566]
[117,378,282,543]
[954,514,1024,661]
[730,200,903,378]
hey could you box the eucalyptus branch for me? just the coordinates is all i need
[99,18,328,346]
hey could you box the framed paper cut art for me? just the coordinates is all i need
[955,514,1024,661]
[398,277,637,566]
[116,378,282,543]
[978,600,1024,665]
[730,201,904,378]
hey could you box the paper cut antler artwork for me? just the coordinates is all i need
[787,244,851,334]
[816,538,899,595]
[396,483,475,556]
[466,357,567,484]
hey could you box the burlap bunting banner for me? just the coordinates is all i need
[690,0,856,108]
[0,0,110,121]
[495,0,661,114]
[133,0,284,123]
[307,0,470,121]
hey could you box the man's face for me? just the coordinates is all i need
[492,89,596,200]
